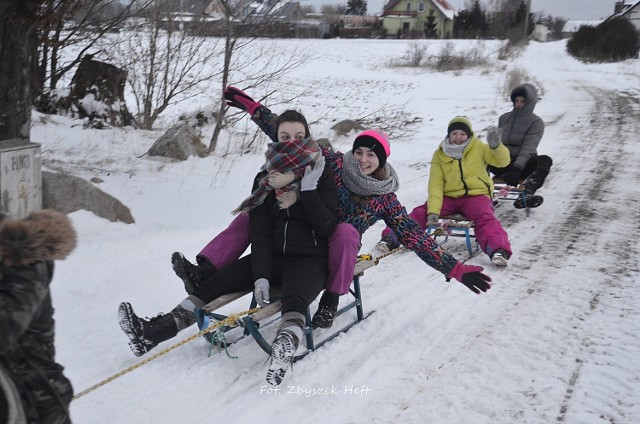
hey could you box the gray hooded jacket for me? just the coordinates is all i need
[498,83,545,170]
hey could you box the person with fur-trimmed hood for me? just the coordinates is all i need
[489,83,552,209]
[0,210,77,424]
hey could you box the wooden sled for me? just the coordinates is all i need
[195,254,386,362]
[426,214,479,256]
[492,177,533,217]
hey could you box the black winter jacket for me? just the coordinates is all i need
[250,165,337,282]
[0,210,77,424]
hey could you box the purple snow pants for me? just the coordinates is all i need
[198,215,360,296]
[381,195,511,258]
[198,213,251,271]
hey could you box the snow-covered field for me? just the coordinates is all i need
[33,38,640,423]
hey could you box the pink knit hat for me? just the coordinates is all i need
[352,129,391,167]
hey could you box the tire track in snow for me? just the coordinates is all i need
[384,87,640,424]
[510,87,640,423]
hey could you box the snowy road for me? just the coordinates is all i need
[38,39,639,423]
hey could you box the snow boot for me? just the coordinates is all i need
[266,331,298,386]
[375,234,399,254]
[490,248,510,267]
[171,252,216,295]
[118,302,178,357]
[266,312,304,386]
[312,291,340,329]
[513,192,544,209]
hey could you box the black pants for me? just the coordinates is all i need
[193,254,327,316]
[490,155,552,193]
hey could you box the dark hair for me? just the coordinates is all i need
[276,110,310,138]
[510,88,527,102]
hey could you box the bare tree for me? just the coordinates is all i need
[488,0,529,42]
[35,0,154,100]
[102,2,226,130]
[207,1,309,154]
[1,0,43,141]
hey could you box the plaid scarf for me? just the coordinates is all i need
[232,137,321,214]
[341,151,399,196]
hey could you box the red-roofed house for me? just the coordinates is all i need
[382,0,454,38]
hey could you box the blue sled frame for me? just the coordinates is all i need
[195,267,375,362]
[427,214,480,256]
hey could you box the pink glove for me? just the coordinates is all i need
[448,262,492,294]
[223,86,261,115]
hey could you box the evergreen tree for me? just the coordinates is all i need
[453,0,488,39]
[425,10,438,38]
[346,0,367,15]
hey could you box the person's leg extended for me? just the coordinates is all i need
[460,195,511,259]
[523,155,552,194]
[173,214,251,294]
[326,223,361,295]
[267,256,327,386]
[199,213,251,270]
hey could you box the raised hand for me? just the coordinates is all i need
[223,86,261,115]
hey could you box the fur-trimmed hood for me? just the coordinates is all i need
[0,209,77,267]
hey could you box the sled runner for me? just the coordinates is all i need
[426,214,479,257]
[194,253,391,361]
[492,178,535,217]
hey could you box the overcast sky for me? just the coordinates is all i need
[308,0,621,20]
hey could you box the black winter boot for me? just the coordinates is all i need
[514,192,544,209]
[171,252,216,294]
[118,302,178,357]
[312,291,340,329]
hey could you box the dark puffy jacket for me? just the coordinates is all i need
[250,167,337,282]
[497,83,545,170]
[0,210,77,424]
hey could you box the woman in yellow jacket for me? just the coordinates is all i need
[381,116,513,266]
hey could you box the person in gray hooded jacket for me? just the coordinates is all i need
[488,83,552,209]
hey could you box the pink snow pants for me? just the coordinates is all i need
[198,213,251,270]
[198,215,360,296]
[381,195,511,258]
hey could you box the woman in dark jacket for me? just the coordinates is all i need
[119,111,337,386]
[0,210,77,424]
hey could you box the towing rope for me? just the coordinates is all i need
[72,307,260,401]
[75,249,402,401]
[358,246,404,266]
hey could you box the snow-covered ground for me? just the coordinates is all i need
[32,38,640,423]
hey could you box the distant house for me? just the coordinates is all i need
[241,0,306,24]
[157,0,227,33]
[561,20,603,39]
[604,0,640,32]
[156,0,324,38]
[342,14,379,28]
[382,0,454,39]
[532,23,549,42]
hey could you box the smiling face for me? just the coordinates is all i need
[277,121,307,143]
[353,146,379,175]
[449,129,469,145]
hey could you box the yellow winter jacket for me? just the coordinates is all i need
[428,135,510,215]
